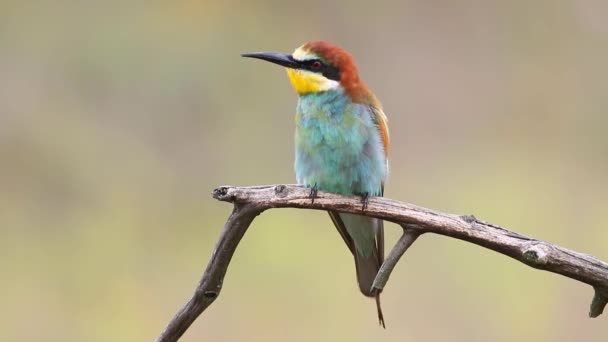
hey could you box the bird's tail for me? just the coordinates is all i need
[330,212,385,327]
[353,238,385,328]
[376,293,385,328]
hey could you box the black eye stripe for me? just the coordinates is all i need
[322,66,340,81]
[302,59,322,69]
[298,59,340,81]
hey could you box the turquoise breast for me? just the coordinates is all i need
[294,88,387,196]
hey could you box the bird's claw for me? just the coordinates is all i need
[309,183,318,204]
[359,192,370,211]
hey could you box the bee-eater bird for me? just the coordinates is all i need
[242,41,389,327]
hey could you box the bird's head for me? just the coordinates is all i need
[242,41,373,103]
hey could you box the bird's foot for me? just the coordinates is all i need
[358,192,370,211]
[309,183,318,204]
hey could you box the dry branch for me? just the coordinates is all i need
[156,184,608,341]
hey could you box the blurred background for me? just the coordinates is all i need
[1,0,607,341]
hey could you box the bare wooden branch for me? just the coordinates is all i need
[372,226,421,292]
[155,203,263,342]
[156,184,608,341]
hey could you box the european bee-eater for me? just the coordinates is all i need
[242,41,389,327]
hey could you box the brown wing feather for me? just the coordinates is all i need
[369,106,390,158]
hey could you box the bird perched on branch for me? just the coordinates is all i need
[242,41,389,327]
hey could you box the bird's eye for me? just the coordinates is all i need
[311,61,322,70]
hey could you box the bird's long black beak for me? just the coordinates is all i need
[241,52,299,69]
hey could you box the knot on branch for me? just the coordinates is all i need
[213,186,237,202]
[460,214,477,224]
[274,184,288,197]
[212,186,229,198]
[522,243,551,266]
[203,291,218,299]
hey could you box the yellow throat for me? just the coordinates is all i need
[286,69,340,95]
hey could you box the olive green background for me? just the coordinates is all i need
[1,1,607,341]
